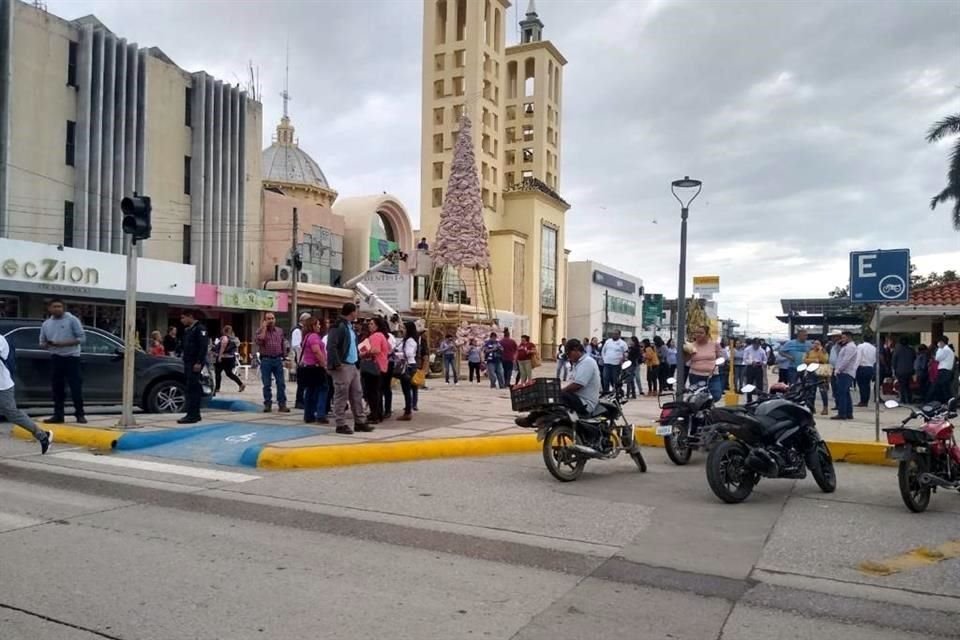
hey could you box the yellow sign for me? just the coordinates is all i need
[693,275,720,297]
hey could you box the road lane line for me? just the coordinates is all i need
[52,451,260,483]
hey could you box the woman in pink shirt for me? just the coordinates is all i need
[685,325,725,401]
[360,317,391,424]
[300,317,328,424]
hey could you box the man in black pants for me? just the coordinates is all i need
[39,299,86,424]
[178,310,209,424]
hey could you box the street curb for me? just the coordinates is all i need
[11,424,119,450]
[632,427,895,467]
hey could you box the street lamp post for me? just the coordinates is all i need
[671,176,702,398]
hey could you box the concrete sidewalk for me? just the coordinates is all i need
[7,363,909,470]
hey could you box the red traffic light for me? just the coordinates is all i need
[121,195,152,241]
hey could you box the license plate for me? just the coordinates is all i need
[887,446,910,460]
[656,425,673,436]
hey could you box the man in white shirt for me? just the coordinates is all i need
[600,330,628,395]
[932,338,956,403]
[855,338,877,407]
[832,331,859,420]
[742,338,766,401]
[0,334,52,453]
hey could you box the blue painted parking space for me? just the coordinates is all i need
[114,423,324,467]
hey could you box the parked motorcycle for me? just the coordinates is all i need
[704,363,836,503]
[883,397,959,513]
[657,358,725,465]
[513,361,647,482]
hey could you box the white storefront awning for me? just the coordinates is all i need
[871,304,960,332]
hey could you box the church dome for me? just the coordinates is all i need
[261,114,332,192]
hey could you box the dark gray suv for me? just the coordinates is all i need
[0,319,211,413]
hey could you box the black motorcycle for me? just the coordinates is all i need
[704,363,836,503]
[513,362,647,482]
[657,360,724,465]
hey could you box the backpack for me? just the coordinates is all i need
[766,347,776,367]
[1,338,16,378]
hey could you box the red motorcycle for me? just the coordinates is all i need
[884,397,959,512]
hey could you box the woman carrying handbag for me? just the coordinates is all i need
[299,317,328,424]
[398,321,421,421]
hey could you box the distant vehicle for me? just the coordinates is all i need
[0,319,211,414]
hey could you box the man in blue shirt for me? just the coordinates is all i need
[327,302,371,435]
[483,332,505,389]
[777,329,811,385]
[39,299,86,424]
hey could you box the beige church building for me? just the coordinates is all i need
[420,0,569,354]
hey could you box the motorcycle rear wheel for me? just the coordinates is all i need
[706,440,755,504]
[664,423,693,466]
[542,425,586,482]
[806,441,837,493]
[898,457,931,513]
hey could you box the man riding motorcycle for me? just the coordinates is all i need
[516,339,605,433]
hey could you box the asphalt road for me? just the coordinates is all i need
[1,435,959,639]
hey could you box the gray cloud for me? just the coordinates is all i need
[46,0,960,335]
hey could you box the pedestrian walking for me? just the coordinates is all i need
[178,309,208,424]
[665,339,678,390]
[299,317,327,424]
[892,336,916,405]
[0,333,52,453]
[255,312,290,413]
[466,339,483,383]
[516,334,537,383]
[499,328,518,388]
[855,337,877,407]
[832,331,858,420]
[397,321,421,421]
[803,340,830,415]
[39,299,86,424]
[483,332,505,389]
[214,325,245,394]
[600,330,628,395]
[291,312,311,410]
[555,339,569,381]
[733,339,746,393]
[643,339,660,397]
[327,303,371,434]
[827,330,842,410]
[439,334,459,384]
[685,325,724,402]
[149,331,166,357]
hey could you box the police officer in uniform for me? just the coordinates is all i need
[178,309,209,424]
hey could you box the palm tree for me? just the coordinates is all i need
[927,112,960,230]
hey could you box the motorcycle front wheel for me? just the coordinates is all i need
[542,425,586,482]
[706,440,756,504]
[664,422,693,466]
[898,457,931,513]
[806,441,837,493]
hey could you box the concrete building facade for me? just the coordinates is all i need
[420,0,568,354]
[566,260,644,342]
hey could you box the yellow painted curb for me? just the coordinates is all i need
[11,424,119,450]
[257,433,542,469]
[634,427,894,466]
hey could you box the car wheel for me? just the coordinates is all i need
[146,379,186,413]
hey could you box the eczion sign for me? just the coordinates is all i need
[849,249,910,303]
[1,258,99,285]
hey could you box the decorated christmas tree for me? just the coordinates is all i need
[433,115,491,270]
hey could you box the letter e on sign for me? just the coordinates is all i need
[858,254,876,278]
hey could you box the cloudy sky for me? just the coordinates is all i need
[47,0,960,335]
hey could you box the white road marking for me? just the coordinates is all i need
[52,451,260,483]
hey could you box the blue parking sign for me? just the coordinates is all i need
[849,249,910,303]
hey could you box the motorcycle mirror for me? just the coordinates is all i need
[714,357,725,365]
[741,384,756,394]
[666,377,677,385]
[797,363,808,373]
[884,399,900,409]
[621,361,632,371]
[805,363,819,373]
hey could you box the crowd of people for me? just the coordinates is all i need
[556,331,679,400]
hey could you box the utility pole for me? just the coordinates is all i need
[290,206,299,329]
[603,289,609,337]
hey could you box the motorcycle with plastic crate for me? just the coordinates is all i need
[883,397,959,513]
[511,361,647,482]
[704,363,837,503]
[656,358,725,465]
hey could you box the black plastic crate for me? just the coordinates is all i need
[510,377,561,412]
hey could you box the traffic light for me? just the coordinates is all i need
[121,195,152,242]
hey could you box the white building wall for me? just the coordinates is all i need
[566,260,643,342]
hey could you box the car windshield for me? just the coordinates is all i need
[82,331,122,355]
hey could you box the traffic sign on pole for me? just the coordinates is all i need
[849,249,910,303]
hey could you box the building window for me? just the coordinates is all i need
[185,86,193,127]
[453,103,466,119]
[540,225,558,309]
[522,148,533,163]
[482,188,490,208]
[522,169,533,179]
[524,102,534,116]
[453,76,465,97]
[433,161,443,180]
[434,79,445,99]
[433,107,444,125]
[505,127,515,143]
[65,120,76,166]
[454,49,466,68]
[505,150,516,166]
[505,171,515,186]
[433,133,443,153]
[506,105,516,120]
[606,295,637,317]
[523,125,534,141]
[63,201,74,248]
[432,188,443,207]
[434,53,445,71]
[182,225,191,264]
[67,41,78,88]
[183,156,192,195]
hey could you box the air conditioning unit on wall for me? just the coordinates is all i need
[275,264,292,281]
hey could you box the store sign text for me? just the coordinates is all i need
[1,258,99,285]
